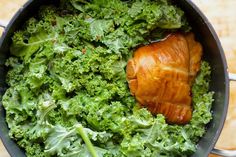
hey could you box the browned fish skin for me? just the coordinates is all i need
[126,33,202,124]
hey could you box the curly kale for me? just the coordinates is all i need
[2,0,213,157]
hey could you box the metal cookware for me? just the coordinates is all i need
[0,0,236,156]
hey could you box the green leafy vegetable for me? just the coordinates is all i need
[2,0,213,157]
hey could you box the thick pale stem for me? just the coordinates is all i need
[76,124,98,157]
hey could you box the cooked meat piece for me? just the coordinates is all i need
[185,33,203,83]
[126,33,202,124]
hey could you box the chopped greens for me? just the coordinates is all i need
[2,0,213,157]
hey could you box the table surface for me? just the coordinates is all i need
[0,0,236,157]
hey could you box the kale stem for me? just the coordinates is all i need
[76,124,98,157]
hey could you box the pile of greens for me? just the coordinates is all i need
[2,0,214,156]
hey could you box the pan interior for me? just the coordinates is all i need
[0,0,229,157]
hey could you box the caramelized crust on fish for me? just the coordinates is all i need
[126,33,202,124]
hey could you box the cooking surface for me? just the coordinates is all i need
[0,0,235,156]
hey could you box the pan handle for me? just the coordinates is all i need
[210,72,236,157]
[229,73,236,81]
[0,20,8,28]
[211,149,236,157]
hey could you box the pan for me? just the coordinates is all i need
[0,0,236,156]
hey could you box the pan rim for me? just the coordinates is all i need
[0,0,230,157]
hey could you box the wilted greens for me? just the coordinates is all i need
[2,0,213,157]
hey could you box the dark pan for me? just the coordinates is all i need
[0,0,235,156]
